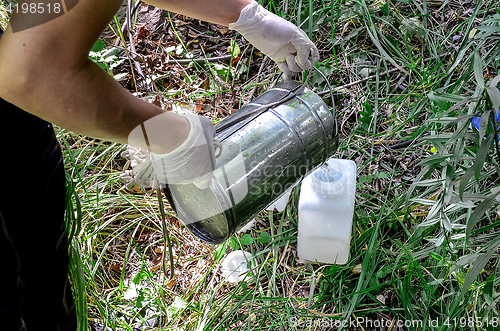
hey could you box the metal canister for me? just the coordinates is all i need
[167,81,339,244]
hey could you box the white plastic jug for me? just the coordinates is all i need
[297,158,356,264]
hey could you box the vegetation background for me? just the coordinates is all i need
[1,0,500,330]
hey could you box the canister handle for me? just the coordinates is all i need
[311,67,336,119]
[214,82,303,134]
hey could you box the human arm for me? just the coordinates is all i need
[145,0,319,80]
[0,0,189,154]
[0,0,319,156]
[143,0,252,27]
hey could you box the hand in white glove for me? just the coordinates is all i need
[150,114,216,189]
[120,146,158,190]
[229,0,319,80]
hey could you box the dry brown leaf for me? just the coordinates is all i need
[167,279,175,289]
[352,264,363,274]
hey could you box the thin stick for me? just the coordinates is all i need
[247,55,269,101]
[114,0,142,47]
[126,0,150,92]
[157,189,175,280]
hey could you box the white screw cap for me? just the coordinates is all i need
[221,250,257,283]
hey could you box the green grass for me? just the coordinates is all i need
[0,2,10,29]
[2,0,500,330]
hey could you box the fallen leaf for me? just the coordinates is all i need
[352,264,363,274]
[231,56,241,67]
[151,262,163,272]
[194,101,203,113]
[110,264,122,272]
[215,26,229,34]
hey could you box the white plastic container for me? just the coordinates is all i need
[221,250,257,283]
[297,158,356,264]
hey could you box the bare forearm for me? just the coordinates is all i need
[143,0,251,26]
[0,0,252,152]
[0,0,189,153]
[0,57,186,152]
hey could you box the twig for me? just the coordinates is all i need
[156,189,175,281]
[247,55,269,101]
[126,0,150,92]
[114,0,142,47]
[388,139,416,149]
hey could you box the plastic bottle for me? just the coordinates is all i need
[297,158,356,264]
[221,250,257,283]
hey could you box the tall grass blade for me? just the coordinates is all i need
[460,233,500,297]
[459,166,475,200]
[474,132,494,182]
[465,190,500,239]
[478,109,491,142]
[473,49,485,90]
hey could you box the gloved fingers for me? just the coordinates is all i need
[119,170,134,187]
[293,45,311,70]
[135,166,155,188]
[121,150,130,159]
[277,62,294,81]
[142,167,156,188]
[285,53,303,73]
[132,157,151,174]
[309,45,320,68]
[292,37,320,70]
[136,148,149,159]
[120,145,156,189]
[133,167,147,186]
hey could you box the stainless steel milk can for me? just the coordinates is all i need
[167,80,339,244]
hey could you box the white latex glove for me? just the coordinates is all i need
[150,114,216,189]
[229,0,319,80]
[120,146,159,190]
